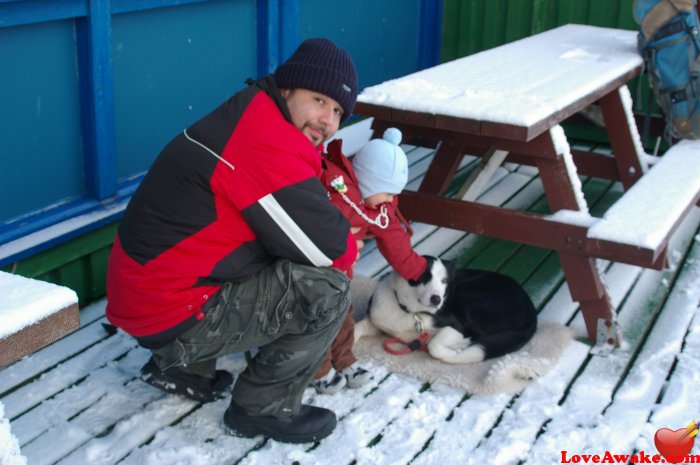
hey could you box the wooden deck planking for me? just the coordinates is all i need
[0,303,106,395]
[1,141,699,465]
[594,240,700,454]
[645,305,700,452]
[522,211,700,465]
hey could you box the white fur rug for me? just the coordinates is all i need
[351,275,574,396]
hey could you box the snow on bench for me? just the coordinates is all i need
[0,271,79,368]
[588,139,700,250]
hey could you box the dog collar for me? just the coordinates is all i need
[413,314,424,334]
[393,291,433,329]
[394,290,410,313]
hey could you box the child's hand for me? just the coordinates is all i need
[350,228,364,270]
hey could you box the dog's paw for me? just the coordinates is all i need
[429,337,470,359]
[430,343,485,364]
[448,337,471,352]
[427,343,460,360]
[354,318,380,342]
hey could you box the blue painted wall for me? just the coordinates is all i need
[299,0,422,90]
[0,0,442,266]
[111,1,257,179]
[0,19,84,221]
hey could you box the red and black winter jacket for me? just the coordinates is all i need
[321,139,427,281]
[106,76,356,346]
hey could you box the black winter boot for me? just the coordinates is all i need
[224,402,337,443]
[139,356,233,403]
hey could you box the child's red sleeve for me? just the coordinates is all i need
[331,231,358,273]
[372,202,427,281]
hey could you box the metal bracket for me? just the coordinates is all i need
[590,318,621,356]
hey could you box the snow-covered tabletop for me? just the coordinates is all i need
[0,271,78,340]
[357,24,641,135]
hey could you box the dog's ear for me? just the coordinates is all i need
[409,257,434,286]
[441,258,457,277]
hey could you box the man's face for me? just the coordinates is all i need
[281,88,343,147]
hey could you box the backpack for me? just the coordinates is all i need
[634,0,700,140]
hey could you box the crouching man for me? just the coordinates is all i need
[106,38,360,444]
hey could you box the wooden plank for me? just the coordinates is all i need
[588,140,700,251]
[598,87,645,189]
[23,376,170,465]
[569,149,620,181]
[409,393,513,465]
[0,272,81,368]
[11,346,147,447]
[418,141,467,194]
[456,148,509,201]
[0,302,107,395]
[352,383,465,464]
[398,192,588,252]
[430,340,591,464]
[54,394,199,465]
[2,329,136,420]
[0,303,79,369]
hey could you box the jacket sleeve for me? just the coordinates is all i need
[372,201,427,281]
[222,98,355,271]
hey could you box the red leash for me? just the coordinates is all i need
[383,332,431,355]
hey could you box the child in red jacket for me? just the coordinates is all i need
[310,128,428,394]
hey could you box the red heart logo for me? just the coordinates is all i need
[654,428,695,463]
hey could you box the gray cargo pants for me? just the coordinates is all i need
[152,259,350,417]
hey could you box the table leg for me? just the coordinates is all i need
[535,129,619,344]
[599,87,646,189]
[558,253,618,344]
[456,148,509,201]
[419,141,465,195]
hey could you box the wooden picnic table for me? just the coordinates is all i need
[354,24,700,345]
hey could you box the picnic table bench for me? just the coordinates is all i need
[0,271,80,368]
[354,24,700,345]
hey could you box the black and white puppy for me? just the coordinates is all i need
[356,256,537,364]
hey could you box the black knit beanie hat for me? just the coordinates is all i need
[275,38,358,123]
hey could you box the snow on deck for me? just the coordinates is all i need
[357,24,641,127]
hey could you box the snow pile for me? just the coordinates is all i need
[0,401,27,465]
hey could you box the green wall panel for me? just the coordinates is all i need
[442,0,637,62]
[3,223,116,306]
